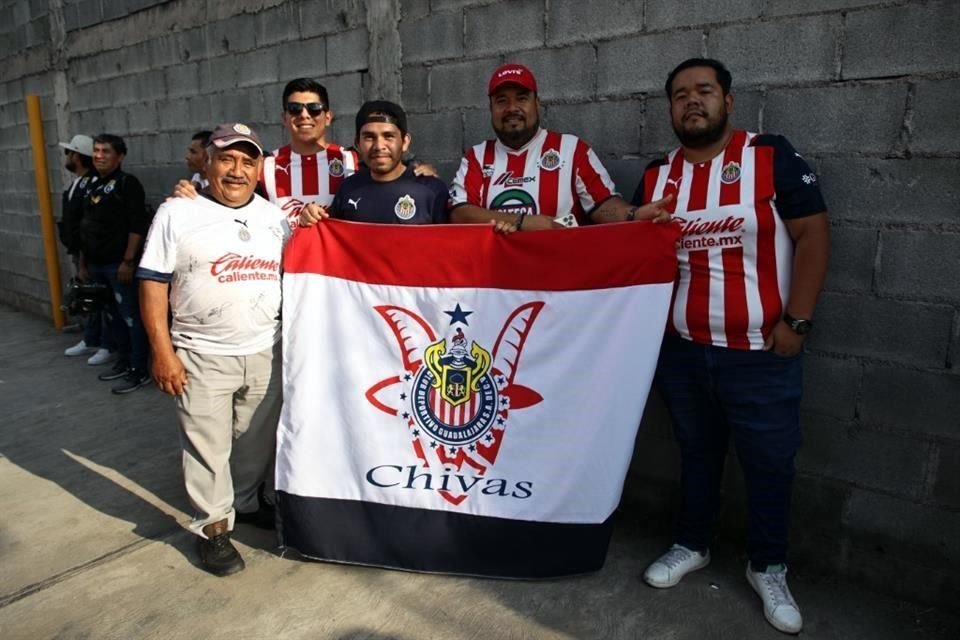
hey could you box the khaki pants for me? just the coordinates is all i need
[176,342,281,538]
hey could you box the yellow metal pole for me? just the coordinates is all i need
[26,94,65,330]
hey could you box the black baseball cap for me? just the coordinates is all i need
[355,101,408,137]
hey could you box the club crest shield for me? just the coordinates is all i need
[394,194,416,220]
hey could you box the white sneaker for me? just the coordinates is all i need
[87,348,117,366]
[642,544,710,588]
[64,340,97,357]
[746,564,803,634]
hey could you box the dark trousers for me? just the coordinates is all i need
[87,261,148,371]
[654,333,802,570]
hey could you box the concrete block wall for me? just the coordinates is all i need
[1,0,958,609]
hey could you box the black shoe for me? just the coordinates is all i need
[236,502,276,530]
[98,359,130,381]
[111,368,151,395]
[198,520,245,576]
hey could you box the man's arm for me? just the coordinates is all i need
[117,232,144,284]
[590,195,674,224]
[764,213,830,356]
[140,279,187,395]
[450,204,560,231]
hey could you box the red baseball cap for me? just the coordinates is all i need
[488,63,538,95]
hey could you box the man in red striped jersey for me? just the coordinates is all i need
[174,78,360,225]
[450,63,672,232]
[637,59,829,635]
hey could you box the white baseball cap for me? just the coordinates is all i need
[59,134,94,157]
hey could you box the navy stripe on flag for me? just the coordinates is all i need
[278,492,615,579]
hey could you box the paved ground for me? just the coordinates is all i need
[1,304,957,640]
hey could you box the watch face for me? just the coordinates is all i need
[792,320,812,335]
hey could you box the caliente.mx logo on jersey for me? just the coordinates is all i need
[365,302,545,506]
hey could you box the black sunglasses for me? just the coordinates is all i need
[285,101,326,117]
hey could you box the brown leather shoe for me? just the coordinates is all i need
[198,519,244,576]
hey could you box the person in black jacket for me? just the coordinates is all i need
[78,134,153,394]
[59,134,116,365]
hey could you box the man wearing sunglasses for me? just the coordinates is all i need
[261,78,359,223]
[175,78,359,223]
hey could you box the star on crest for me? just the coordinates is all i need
[444,303,473,326]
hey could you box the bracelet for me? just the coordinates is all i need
[516,211,527,231]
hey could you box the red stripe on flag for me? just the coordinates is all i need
[721,247,750,349]
[719,130,747,207]
[284,219,681,290]
[538,131,562,217]
[688,161,710,211]
[753,145,782,337]
[685,249,712,344]
[327,145,344,196]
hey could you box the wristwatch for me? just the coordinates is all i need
[783,313,813,335]
[625,206,638,222]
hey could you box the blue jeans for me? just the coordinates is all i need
[654,334,802,570]
[87,261,148,371]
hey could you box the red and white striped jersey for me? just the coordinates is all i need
[260,143,359,225]
[633,130,826,350]
[450,128,618,227]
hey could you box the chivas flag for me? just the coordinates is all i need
[277,219,679,578]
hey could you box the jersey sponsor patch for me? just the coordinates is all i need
[394,194,417,220]
[489,188,537,216]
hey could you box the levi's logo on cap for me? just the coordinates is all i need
[488,63,538,95]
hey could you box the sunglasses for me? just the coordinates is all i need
[285,101,326,117]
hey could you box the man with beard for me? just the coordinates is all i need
[299,100,448,226]
[449,63,672,231]
[635,59,829,635]
[139,123,290,576]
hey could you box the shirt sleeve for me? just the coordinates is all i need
[448,149,480,209]
[431,180,451,224]
[629,158,668,206]
[574,140,619,216]
[755,134,827,219]
[136,202,177,282]
[329,189,345,219]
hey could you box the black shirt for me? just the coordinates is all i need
[330,166,449,225]
[80,168,151,264]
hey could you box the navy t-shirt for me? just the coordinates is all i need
[330,166,449,225]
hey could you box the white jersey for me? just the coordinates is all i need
[137,194,291,356]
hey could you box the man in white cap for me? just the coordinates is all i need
[59,134,116,366]
[138,122,290,576]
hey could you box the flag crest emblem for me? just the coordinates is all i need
[365,302,545,506]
